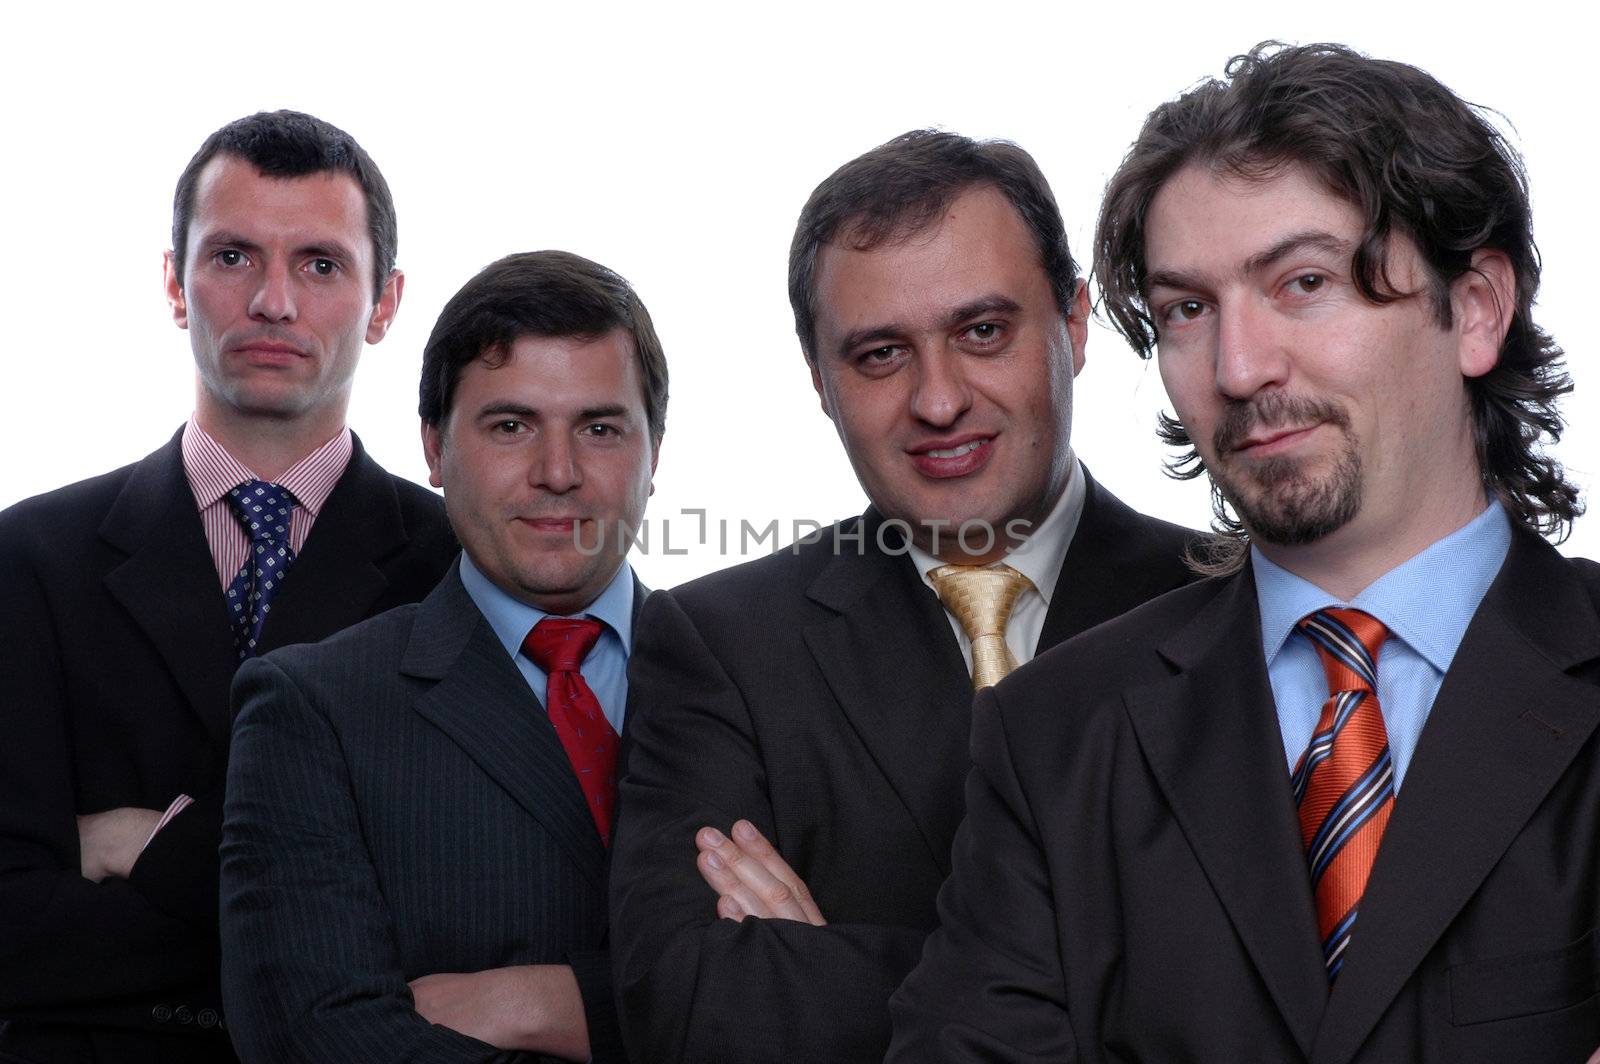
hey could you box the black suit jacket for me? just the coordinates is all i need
[609,470,1198,1062]
[0,429,455,1064]
[888,526,1600,1063]
[220,562,641,1063]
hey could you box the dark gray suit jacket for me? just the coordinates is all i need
[609,470,1199,1062]
[221,562,638,1063]
[0,429,455,1064]
[888,526,1600,1063]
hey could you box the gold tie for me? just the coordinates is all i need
[929,563,1033,690]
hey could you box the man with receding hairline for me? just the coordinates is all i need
[0,111,455,1063]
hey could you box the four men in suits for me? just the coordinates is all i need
[0,111,456,1063]
[607,130,1198,1062]
[219,251,665,1062]
[888,43,1599,1063]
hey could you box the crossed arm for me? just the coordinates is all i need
[221,655,590,1063]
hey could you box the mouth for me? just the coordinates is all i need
[908,435,995,479]
[1232,423,1322,457]
[233,340,309,362]
[518,516,583,533]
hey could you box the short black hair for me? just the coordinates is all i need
[418,250,668,444]
[789,129,1079,360]
[171,110,397,301]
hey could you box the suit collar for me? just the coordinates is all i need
[403,563,608,886]
[802,509,974,873]
[101,430,239,744]
[1131,567,1332,1057]
[1309,526,1600,1064]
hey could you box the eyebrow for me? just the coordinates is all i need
[473,403,633,422]
[833,293,1024,358]
[1145,230,1353,293]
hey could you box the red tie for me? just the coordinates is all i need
[521,618,620,845]
[1292,608,1395,982]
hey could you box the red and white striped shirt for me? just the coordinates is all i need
[180,417,353,588]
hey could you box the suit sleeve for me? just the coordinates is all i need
[610,590,928,1063]
[885,686,1078,1063]
[0,512,217,1024]
[221,655,526,1064]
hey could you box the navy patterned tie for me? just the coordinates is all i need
[224,480,297,661]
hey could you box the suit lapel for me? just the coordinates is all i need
[1124,566,1330,1058]
[801,512,974,875]
[101,432,238,745]
[404,566,607,889]
[1310,530,1600,1064]
[258,435,406,654]
[1036,467,1191,653]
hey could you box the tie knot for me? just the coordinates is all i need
[929,563,1032,643]
[227,480,296,544]
[1298,607,1387,695]
[522,617,603,674]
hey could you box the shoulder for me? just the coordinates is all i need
[0,458,142,536]
[654,513,870,620]
[244,601,423,702]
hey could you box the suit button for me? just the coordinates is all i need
[152,1004,171,1023]
[198,1008,219,1029]
[175,1006,193,1025]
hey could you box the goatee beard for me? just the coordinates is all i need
[1209,392,1361,546]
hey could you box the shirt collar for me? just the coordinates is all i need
[181,416,352,517]
[459,551,635,659]
[1253,502,1512,672]
[906,453,1086,603]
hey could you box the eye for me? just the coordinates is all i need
[491,419,527,435]
[309,258,339,277]
[215,249,246,268]
[966,322,1002,342]
[1162,299,1208,323]
[1288,273,1325,295]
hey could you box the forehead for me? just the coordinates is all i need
[1144,163,1361,282]
[812,185,1049,337]
[186,154,371,258]
[455,329,645,412]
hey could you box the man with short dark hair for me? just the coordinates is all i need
[609,130,1198,1062]
[0,110,455,1064]
[889,44,1599,1063]
[220,251,663,1063]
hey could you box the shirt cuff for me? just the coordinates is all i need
[142,793,195,852]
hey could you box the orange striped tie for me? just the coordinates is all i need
[1292,608,1394,982]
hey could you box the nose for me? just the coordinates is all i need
[1214,297,1289,400]
[910,344,973,428]
[530,432,582,494]
[248,259,296,324]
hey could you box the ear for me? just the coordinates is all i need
[366,269,405,345]
[809,354,834,420]
[420,417,445,489]
[163,250,188,329]
[648,437,660,497]
[1066,278,1089,377]
[1453,249,1515,380]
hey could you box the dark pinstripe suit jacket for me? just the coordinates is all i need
[220,561,635,1063]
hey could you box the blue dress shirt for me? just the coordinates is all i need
[459,553,634,735]
[1254,503,1511,791]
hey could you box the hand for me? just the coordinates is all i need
[695,819,827,925]
[76,807,162,881]
[410,964,589,1060]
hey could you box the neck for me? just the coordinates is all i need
[1254,485,1490,601]
[195,400,346,482]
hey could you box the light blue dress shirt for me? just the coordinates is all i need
[1254,503,1511,791]
[459,552,634,735]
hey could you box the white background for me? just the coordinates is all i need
[3,1,1592,589]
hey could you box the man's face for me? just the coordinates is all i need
[164,155,401,434]
[1144,163,1489,555]
[423,330,657,615]
[809,185,1086,564]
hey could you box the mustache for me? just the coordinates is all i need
[1213,392,1351,454]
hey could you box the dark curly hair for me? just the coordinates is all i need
[1095,42,1579,567]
